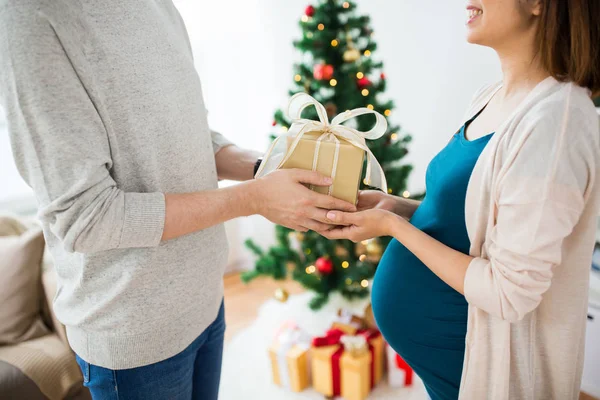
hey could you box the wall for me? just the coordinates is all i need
[0,0,502,267]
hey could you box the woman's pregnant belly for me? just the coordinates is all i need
[371,210,469,398]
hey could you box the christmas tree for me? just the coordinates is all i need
[243,0,414,310]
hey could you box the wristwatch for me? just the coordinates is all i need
[253,157,263,178]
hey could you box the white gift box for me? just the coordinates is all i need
[387,345,414,388]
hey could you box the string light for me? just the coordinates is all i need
[363,178,369,185]
[307,32,314,38]
[342,261,350,268]
[345,278,352,285]
[330,78,338,87]
[403,191,411,198]
[305,248,312,255]
[356,72,364,79]
[343,1,350,8]
[384,109,392,116]
[364,50,371,57]
[359,254,367,262]
[281,126,288,133]
[331,39,339,47]
[318,23,325,31]
[294,74,302,82]
[306,265,316,274]
[301,15,309,23]
[391,133,398,140]
[388,188,393,194]
[361,279,369,288]
[361,89,369,96]
[367,104,374,110]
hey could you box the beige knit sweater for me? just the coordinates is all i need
[460,77,600,399]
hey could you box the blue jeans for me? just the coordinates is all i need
[75,301,225,400]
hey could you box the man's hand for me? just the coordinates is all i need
[249,169,357,232]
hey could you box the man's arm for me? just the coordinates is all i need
[0,7,354,253]
[213,144,261,181]
[162,169,356,241]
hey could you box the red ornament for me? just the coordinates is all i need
[272,120,277,127]
[305,5,315,17]
[357,76,372,89]
[313,63,334,80]
[380,72,386,80]
[316,257,334,274]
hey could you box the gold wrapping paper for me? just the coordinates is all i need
[310,345,340,396]
[340,350,372,400]
[268,343,310,392]
[331,321,359,335]
[280,131,365,205]
[370,333,385,385]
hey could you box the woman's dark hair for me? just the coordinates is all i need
[536,0,600,96]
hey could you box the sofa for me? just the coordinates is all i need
[0,215,91,400]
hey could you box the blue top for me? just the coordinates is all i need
[371,120,493,400]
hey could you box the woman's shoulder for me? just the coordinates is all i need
[524,81,599,144]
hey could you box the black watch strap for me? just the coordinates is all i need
[253,157,263,178]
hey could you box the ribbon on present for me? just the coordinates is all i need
[395,354,414,385]
[255,93,388,194]
[274,323,311,389]
[358,328,382,388]
[312,328,345,396]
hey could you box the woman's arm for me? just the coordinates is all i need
[357,190,421,219]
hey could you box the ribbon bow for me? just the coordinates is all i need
[255,93,388,194]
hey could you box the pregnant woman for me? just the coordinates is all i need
[321,1,600,399]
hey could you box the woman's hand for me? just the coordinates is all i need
[321,209,402,242]
[357,190,421,219]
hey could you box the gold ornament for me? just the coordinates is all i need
[274,287,289,302]
[343,48,361,63]
[335,245,349,257]
[366,240,383,256]
[354,241,367,257]
[295,232,305,241]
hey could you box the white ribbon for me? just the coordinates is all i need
[340,334,368,354]
[275,325,311,389]
[255,93,388,195]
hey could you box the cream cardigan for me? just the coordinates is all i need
[460,77,600,399]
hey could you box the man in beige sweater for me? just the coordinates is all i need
[0,0,353,398]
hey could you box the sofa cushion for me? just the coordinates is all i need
[0,221,49,345]
[0,333,84,400]
[0,360,47,400]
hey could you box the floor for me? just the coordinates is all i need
[222,272,599,400]
[223,272,304,342]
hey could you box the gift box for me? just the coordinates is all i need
[311,329,344,397]
[311,327,383,399]
[387,345,414,388]
[331,308,365,335]
[255,93,388,205]
[268,322,311,392]
[280,131,365,204]
[340,335,372,400]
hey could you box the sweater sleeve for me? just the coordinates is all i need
[0,7,165,253]
[463,96,597,322]
[210,129,233,154]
